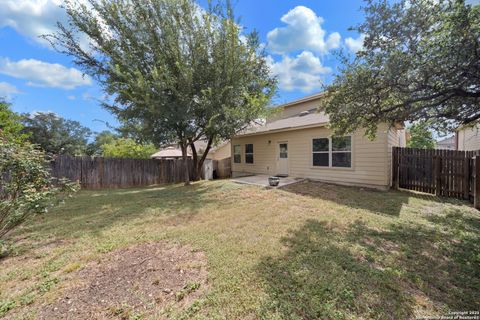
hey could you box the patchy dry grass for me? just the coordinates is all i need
[0,180,479,319]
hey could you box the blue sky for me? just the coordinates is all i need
[0,0,366,133]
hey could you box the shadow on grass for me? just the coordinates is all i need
[16,181,227,241]
[281,180,462,216]
[257,216,480,319]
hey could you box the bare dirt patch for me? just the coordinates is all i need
[38,242,208,319]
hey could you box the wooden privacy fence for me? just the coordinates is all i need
[214,157,232,179]
[392,147,480,208]
[50,155,196,189]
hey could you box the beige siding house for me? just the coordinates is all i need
[231,93,406,189]
[209,141,231,160]
[457,125,480,151]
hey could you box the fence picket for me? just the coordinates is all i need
[49,155,231,189]
[392,147,479,207]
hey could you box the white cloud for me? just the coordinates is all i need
[267,6,341,54]
[268,51,331,93]
[0,0,91,48]
[0,81,21,97]
[67,95,76,100]
[345,34,366,53]
[0,0,66,45]
[0,58,92,89]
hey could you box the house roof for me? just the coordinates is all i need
[273,92,326,110]
[151,146,191,159]
[151,140,228,159]
[234,92,406,138]
[456,122,480,131]
[236,110,330,137]
[233,92,329,137]
[437,136,456,146]
[184,140,227,153]
[209,140,230,153]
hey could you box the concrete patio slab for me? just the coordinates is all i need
[231,174,305,188]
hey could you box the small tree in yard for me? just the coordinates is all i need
[0,134,79,254]
[47,0,276,183]
[325,0,480,137]
[86,130,117,156]
[407,122,436,149]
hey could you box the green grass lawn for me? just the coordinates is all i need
[1,180,479,319]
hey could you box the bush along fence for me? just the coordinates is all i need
[50,155,205,189]
[392,147,480,209]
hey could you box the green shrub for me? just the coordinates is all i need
[0,134,79,243]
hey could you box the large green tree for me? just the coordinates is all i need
[47,0,276,183]
[325,0,480,137]
[21,112,92,155]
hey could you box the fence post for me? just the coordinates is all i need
[392,147,398,189]
[98,157,104,189]
[475,156,480,210]
[435,156,442,196]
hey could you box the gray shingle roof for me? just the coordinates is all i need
[236,111,330,137]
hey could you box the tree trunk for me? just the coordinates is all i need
[180,142,190,186]
[190,140,199,181]
[189,137,214,181]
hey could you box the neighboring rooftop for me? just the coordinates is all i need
[151,140,228,159]
[436,136,456,150]
[151,146,191,159]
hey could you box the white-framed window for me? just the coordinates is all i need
[312,138,329,167]
[233,145,241,163]
[245,144,254,164]
[312,136,352,168]
[331,136,352,167]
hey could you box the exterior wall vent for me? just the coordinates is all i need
[299,110,310,117]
